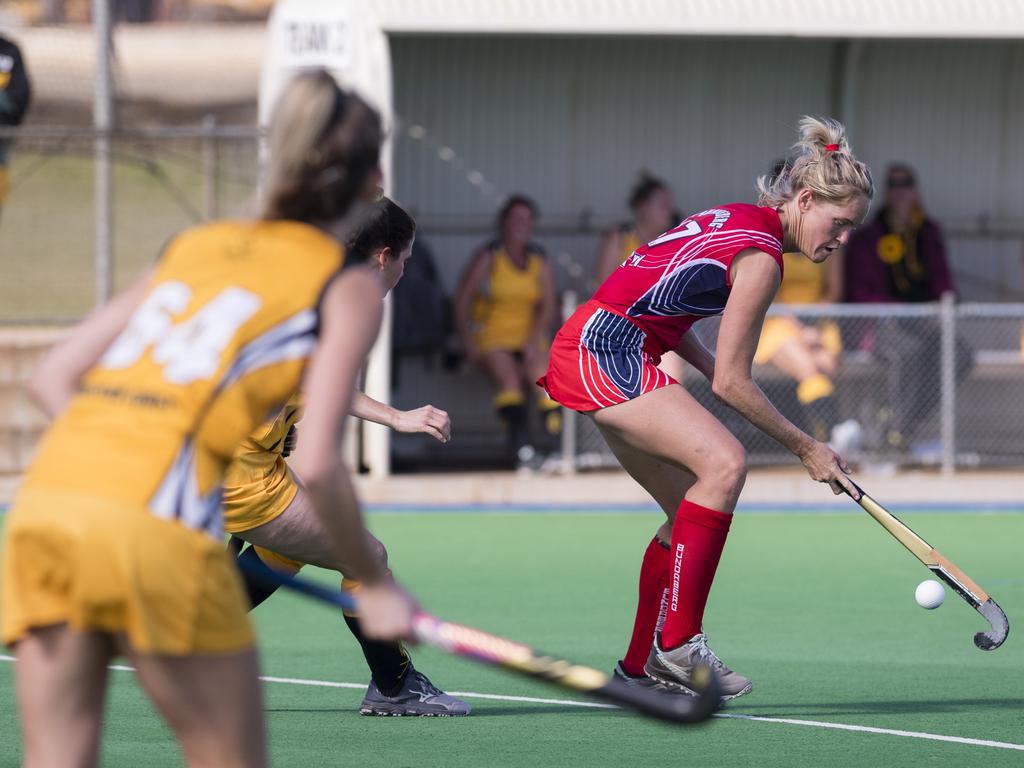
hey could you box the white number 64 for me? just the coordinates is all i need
[102,281,262,384]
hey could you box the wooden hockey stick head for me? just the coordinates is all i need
[844,482,1009,651]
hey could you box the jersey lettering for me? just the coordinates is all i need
[102,282,262,384]
[626,221,702,268]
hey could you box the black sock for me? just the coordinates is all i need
[497,403,529,455]
[538,403,563,452]
[343,613,411,696]
[236,545,282,610]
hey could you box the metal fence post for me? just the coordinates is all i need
[939,293,956,475]
[559,290,577,475]
[93,0,114,305]
[201,115,219,221]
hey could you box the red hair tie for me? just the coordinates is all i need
[825,143,840,152]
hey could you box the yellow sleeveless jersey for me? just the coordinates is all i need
[221,395,304,533]
[755,252,839,364]
[471,245,545,351]
[619,229,642,264]
[776,252,828,304]
[23,220,345,538]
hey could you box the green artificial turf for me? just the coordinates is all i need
[1,510,1022,767]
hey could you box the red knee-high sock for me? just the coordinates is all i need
[660,499,733,650]
[620,536,671,676]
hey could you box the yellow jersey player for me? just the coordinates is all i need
[454,195,560,468]
[1,71,414,767]
[223,197,470,716]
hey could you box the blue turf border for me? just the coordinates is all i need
[365,501,1024,514]
[1,502,1022,516]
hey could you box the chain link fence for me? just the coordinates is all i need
[0,124,261,475]
[0,124,260,321]
[565,298,1024,472]
[2,124,1023,474]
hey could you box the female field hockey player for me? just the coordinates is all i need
[539,117,873,699]
[594,172,687,384]
[1,70,414,767]
[225,197,470,717]
[454,195,561,468]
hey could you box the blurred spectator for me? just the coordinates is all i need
[755,250,855,446]
[595,172,687,382]
[846,163,971,452]
[754,158,856,448]
[455,195,560,468]
[0,33,30,222]
[391,235,449,380]
[595,172,677,283]
[846,164,953,304]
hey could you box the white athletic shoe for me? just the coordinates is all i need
[645,633,752,701]
[830,419,864,456]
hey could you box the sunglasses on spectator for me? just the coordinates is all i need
[887,177,915,189]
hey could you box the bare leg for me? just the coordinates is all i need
[812,348,839,378]
[125,642,266,768]
[15,625,113,768]
[520,342,549,386]
[592,384,747,512]
[478,349,523,392]
[769,338,822,383]
[597,425,697,540]
[479,349,531,458]
[237,485,386,575]
[656,351,687,384]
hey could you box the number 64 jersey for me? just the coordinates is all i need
[538,203,784,412]
[24,220,347,537]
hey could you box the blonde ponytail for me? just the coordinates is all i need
[261,69,383,223]
[757,116,873,208]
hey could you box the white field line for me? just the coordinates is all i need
[2,655,1022,752]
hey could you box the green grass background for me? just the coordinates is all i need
[1,510,1022,767]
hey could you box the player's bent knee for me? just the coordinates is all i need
[712,445,748,495]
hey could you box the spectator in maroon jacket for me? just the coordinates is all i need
[845,164,970,454]
[845,164,953,304]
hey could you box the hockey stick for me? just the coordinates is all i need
[844,482,1008,650]
[239,561,722,724]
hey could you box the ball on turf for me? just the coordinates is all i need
[915,579,945,610]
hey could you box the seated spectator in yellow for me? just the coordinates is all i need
[455,195,559,466]
[754,247,846,442]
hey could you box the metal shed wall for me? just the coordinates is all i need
[390,35,1024,300]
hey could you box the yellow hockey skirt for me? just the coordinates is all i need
[1,486,254,655]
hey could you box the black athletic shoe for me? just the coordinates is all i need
[358,669,471,717]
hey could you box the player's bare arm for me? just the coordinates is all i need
[528,258,557,347]
[453,248,493,363]
[715,248,854,497]
[27,267,155,417]
[350,391,451,443]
